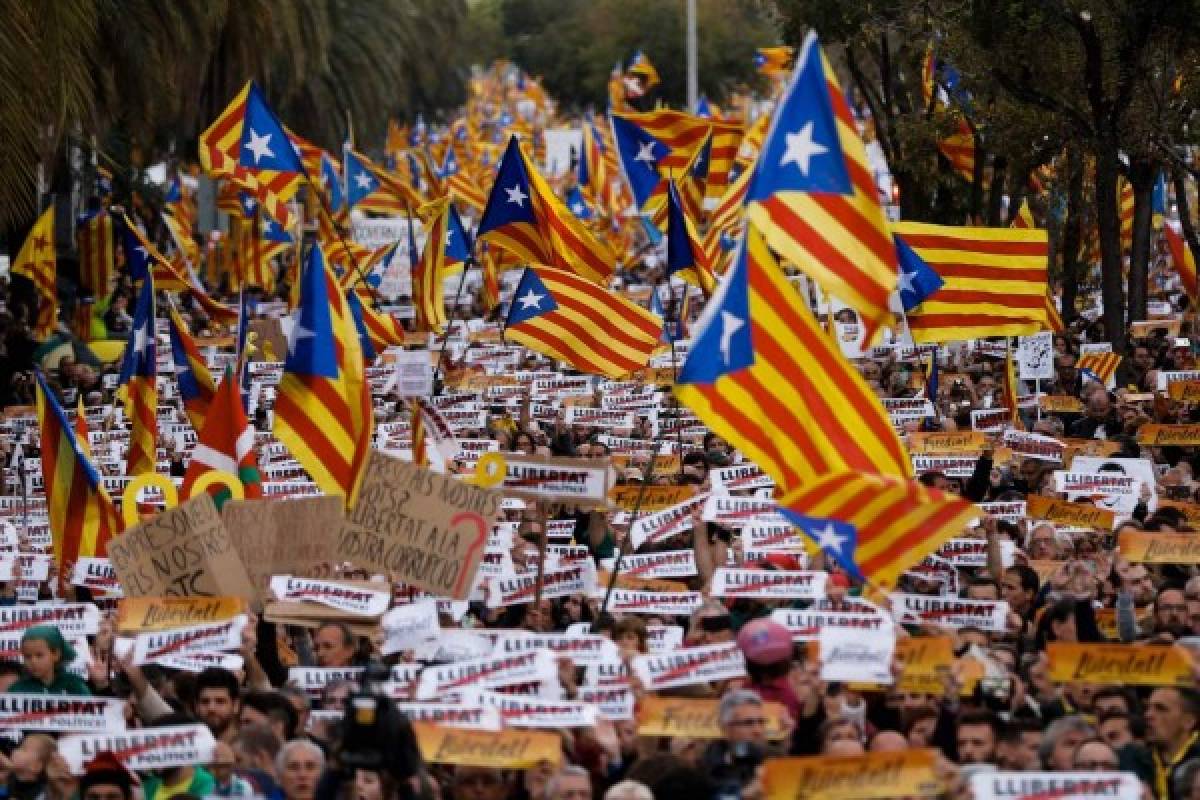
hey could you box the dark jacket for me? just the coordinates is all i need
[1119,737,1200,800]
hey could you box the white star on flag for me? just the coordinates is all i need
[719,311,744,365]
[354,172,373,190]
[813,522,848,554]
[505,184,528,207]
[517,289,544,310]
[245,129,275,164]
[896,268,916,295]
[634,140,657,164]
[779,121,827,176]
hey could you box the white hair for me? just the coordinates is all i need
[276,738,324,775]
[604,781,653,800]
[544,765,590,800]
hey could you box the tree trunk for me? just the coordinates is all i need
[1095,147,1126,350]
[1007,168,1027,227]
[1126,159,1156,324]
[986,155,1007,226]
[968,133,985,223]
[1172,167,1200,274]
[1059,147,1084,328]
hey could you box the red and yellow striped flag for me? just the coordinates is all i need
[1004,343,1024,431]
[414,197,451,334]
[503,265,662,379]
[12,206,58,339]
[77,210,116,298]
[745,33,899,343]
[895,222,1053,342]
[777,471,978,589]
[1119,177,1134,252]
[1165,225,1199,302]
[1077,351,1123,386]
[675,224,910,494]
[35,373,121,575]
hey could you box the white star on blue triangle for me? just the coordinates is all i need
[778,509,864,581]
[239,82,305,174]
[119,278,156,383]
[894,233,944,311]
[285,247,339,378]
[677,239,753,384]
[748,31,852,201]
[504,269,559,328]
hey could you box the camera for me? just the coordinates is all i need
[337,661,423,785]
[976,676,1013,713]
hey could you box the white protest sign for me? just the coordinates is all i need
[57,725,217,774]
[1017,332,1054,381]
[0,604,100,638]
[415,649,558,699]
[710,568,827,600]
[480,690,599,728]
[630,641,746,691]
[131,615,248,664]
[392,703,502,731]
[380,601,441,654]
[629,493,709,549]
[602,589,703,616]
[890,594,1009,632]
[819,625,895,684]
[269,576,390,617]
[710,464,775,493]
[601,550,697,580]
[771,608,893,642]
[968,772,1140,800]
[0,695,126,733]
[394,350,434,398]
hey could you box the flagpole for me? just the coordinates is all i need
[429,215,477,397]
[598,435,670,616]
[661,278,687,470]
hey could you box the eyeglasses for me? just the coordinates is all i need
[728,717,767,727]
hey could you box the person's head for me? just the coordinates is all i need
[1087,391,1112,419]
[352,769,389,800]
[314,622,357,667]
[193,667,241,737]
[234,723,283,778]
[1003,566,1039,614]
[819,716,865,755]
[1155,588,1190,636]
[1145,688,1200,753]
[1092,688,1134,720]
[690,600,734,645]
[240,690,299,741]
[602,780,652,800]
[918,471,950,491]
[19,625,74,683]
[209,742,237,788]
[1039,715,1097,771]
[1026,523,1059,560]
[276,739,324,800]
[965,577,1000,602]
[956,710,1002,764]
[719,689,768,747]
[1125,564,1157,606]
[1097,712,1135,750]
[545,766,591,800]
[1039,597,1079,644]
[997,717,1042,772]
[78,752,135,800]
[868,730,908,753]
[11,733,55,781]
[453,767,507,800]
[1072,738,1120,772]
[610,616,647,655]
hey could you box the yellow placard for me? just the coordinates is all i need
[1119,531,1200,564]
[627,367,676,386]
[1137,424,1200,446]
[608,484,696,512]
[116,596,246,633]
[763,749,943,800]
[1159,498,1200,525]
[1095,606,1154,640]
[906,432,987,455]
[636,696,790,740]
[1039,395,1084,413]
[1026,494,1114,530]
[610,454,681,476]
[1060,438,1123,457]
[469,329,503,344]
[120,473,180,528]
[1168,381,1200,402]
[412,722,562,769]
[1047,642,1195,687]
[895,637,955,694]
[1131,319,1180,338]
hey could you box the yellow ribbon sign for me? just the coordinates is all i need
[120,474,179,528]
[1119,531,1200,564]
[188,471,245,502]
[763,749,942,800]
[1047,642,1195,687]
[1137,424,1200,446]
[412,722,562,769]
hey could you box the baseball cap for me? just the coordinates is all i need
[736,618,793,665]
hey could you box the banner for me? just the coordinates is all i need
[1046,642,1194,687]
[819,625,895,683]
[392,704,502,731]
[702,495,787,527]
[601,550,697,580]
[1137,424,1200,446]
[892,637,955,694]
[890,594,1009,632]
[630,641,746,691]
[1053,471,1140,496]
[412,722,562,769]
[493,632,618,666]
[380,601,441,654]
[0,603,99,637]
[268,576,390,616]
[130,615,248,663]
[500,454,614,504]
[58,725,217,775]
[771,608,892,642]
[763,749,942,800]
[479,690,598,728]
[107,494,254,598]
[710,568,826,600]
[0,695,125,733]
[636,695,790,740]
[607,484,694,512]
[335,451,501,600]
[487,564,594,607]
[604,588,703,616]
[628,494,709,549]
[1026,495,1115,530]
[710,464,775,492]
[415,650,558,699]
[910,456,976,478]
[1118,531,1200,564]
[579,686,636,721]
[907,432,987,455]
[968,772,1140,800]
[70,558,121,594]
[116,596,245,633]
[1001,430,1064,462]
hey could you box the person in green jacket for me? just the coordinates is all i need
[7,625,91,695]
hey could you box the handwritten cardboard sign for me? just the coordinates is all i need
[107,495,254,598]
[1137,424,1200,446]
[412,722,562,769]
[334,451,501,600]
[221,496,343,604]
